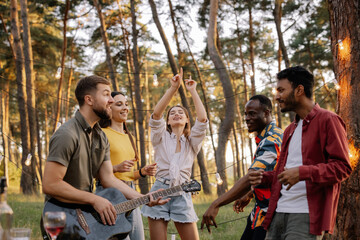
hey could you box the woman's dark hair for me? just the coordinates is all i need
[100,91,139,161]
[165,105,191,139]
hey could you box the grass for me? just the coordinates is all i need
[7,189,252,240]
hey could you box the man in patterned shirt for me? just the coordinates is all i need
[201,95,283,240]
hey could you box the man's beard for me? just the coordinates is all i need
[93,107,111,120]
[280,91,297,112]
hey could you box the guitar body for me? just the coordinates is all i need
[43,188,132,240]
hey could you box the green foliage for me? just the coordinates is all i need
[8,193,43,239]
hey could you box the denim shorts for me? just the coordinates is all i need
[141,179,199,223]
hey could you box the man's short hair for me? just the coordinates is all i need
[249,95,272,112]
[276,66,314,99]
[75,75,111,106]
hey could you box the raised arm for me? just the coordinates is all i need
[184,76,207,123]
[152,68,183,120]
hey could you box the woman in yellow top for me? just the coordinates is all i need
[99,91,156,240]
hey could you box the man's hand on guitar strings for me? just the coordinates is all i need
[146,189,170,207]
[92,195,117,225]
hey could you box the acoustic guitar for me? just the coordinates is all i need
[42,180,201,240]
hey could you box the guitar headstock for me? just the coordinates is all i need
[181,180,201,193]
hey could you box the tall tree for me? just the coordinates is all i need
[53,0,70,132]
[0,83,10,185]
[273,0,290,68]
[20,0,41,190]
[247,0,256,96]
[93,0,118,91]
[10,0,34,194]
[327,0,360,239]
[116,0,139,150]
[208,0,235,195]
[130,0,148,194]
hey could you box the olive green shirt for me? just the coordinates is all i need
[47,111,110,192]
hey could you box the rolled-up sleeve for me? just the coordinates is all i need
[149,114,166,147]
[47,129,76,167]
[189,119,208,153]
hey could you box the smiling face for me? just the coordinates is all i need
[244,99,269,133]
[91,83,114,120]
[275,78,298,113]
[166,106,189,128]
[111,94,129,123]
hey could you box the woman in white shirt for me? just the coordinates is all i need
[141,68,207,240]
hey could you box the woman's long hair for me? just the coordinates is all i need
[165,105,191,139]
[99,91,139,161]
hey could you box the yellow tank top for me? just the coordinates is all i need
[102,127,136,181]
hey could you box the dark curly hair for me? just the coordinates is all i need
[277,66,314,99]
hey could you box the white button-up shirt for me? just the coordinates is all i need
[150,115,207,189]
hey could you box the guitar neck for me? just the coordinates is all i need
[114,185,183,214]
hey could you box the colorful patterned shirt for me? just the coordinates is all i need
[249,121,283,229]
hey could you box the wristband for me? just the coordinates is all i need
[139,167,146,178]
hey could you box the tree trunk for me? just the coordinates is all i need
[234,14,248,104]
[273,0,290,68]
[149,0,211,193]
[65,42,75,121]
[20,0,40,193]
[44,106,49,157]
[247,0,256,96]
[208,0,235,195]
[36,108,42,181]
[327,1,360,239]
[232,124,241,178]
[93,0,118,91]
[53,0,70,132]
[168,0,185,66]
[276,46,282,128]
[10,0,33,194]
[144,61,152,165]
[116,1,139,150]
[130,0,148,194]
[234,13,252,167]
[0,83,10,186]
[0,14,14,187]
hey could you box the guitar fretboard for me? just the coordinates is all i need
[114,185,183,214]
